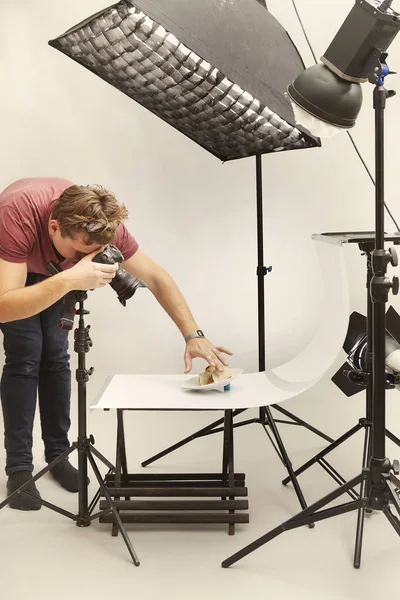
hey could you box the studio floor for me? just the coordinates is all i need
[0,379,399,600]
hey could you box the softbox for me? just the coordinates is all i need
[48,0,319,161]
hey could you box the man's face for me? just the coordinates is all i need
[48,220,103,263]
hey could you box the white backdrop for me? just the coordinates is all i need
[1,0,400,396]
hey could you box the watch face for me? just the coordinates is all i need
[197,330,205,337]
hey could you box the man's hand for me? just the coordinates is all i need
[63,249,118,291]
[184,338,233,374]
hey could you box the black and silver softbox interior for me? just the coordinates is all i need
[49,0,319,161]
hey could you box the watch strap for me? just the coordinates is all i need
[185,330,205,343]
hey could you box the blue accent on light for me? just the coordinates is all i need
[224,384,231,391]
[267,266,273,273]
[377,62,390,86]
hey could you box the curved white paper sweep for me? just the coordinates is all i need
[92,239,349,411]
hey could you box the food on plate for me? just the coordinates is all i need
[199,365,232,386]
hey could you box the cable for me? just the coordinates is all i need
[291,0,400,231]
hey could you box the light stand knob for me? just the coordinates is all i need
[392,460,400,475]
[392,276,399,296]
[389,247,398,267]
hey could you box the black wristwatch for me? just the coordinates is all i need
[184,330,205,343]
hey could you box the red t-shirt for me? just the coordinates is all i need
[0,177,138,275]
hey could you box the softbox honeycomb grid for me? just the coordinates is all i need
[49,1,317,161]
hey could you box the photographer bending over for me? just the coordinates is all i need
[0,177,232,510]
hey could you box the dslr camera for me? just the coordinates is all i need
[47,245,145,329]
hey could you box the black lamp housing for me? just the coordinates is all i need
[287,0,400,130]
[288,64,364,129]
[332,306,400,397]
[322,0,400,83]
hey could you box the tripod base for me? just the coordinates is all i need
[282,418,400,487]
[0,437,140,566]
[222,468,400,568]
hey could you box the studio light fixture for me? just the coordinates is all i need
[287,0,400,136]
[332,306,400,397]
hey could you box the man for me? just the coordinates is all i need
[0,177,232,510]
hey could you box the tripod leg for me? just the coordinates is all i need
[86,446,115,517]
[387,477,400,519]
[389,472,400,490]
[382,504,400,536]
[282,423,363,486]
[318,459,360,501]
[86,450,140,566]
[222,473,365,568]
[265,407,313,525]
[272,405,334,444]
[140,409,246,467]
[353,425,372,568]
[88,468,112,516]
[88,444,114,470]
[262,424,284,463]
[365,426,373,514]
[386,429,400,449]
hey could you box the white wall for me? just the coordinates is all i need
[1,0,400,403]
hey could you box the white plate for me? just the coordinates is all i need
[182,368,244,391]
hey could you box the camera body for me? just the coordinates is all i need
[46,245,145,329]
[92,244,143,306]
[92,244,124,265]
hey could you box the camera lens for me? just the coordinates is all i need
[110,267,142,306]
[92,245,144,305]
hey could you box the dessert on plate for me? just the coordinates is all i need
[199,365,232,386]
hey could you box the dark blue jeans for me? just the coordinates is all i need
[0,273,71,475]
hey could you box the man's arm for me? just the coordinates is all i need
[0,259,72,322]
[0,254,118,323]
[122,248,198,337]
[122,249,232,372]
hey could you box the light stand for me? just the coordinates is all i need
[0,291,140,566]
[279,235,400,535]
[222,57,400,569]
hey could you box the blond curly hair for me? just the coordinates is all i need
[52,185,129,244]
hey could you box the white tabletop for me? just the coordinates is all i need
[92,371,324,410]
